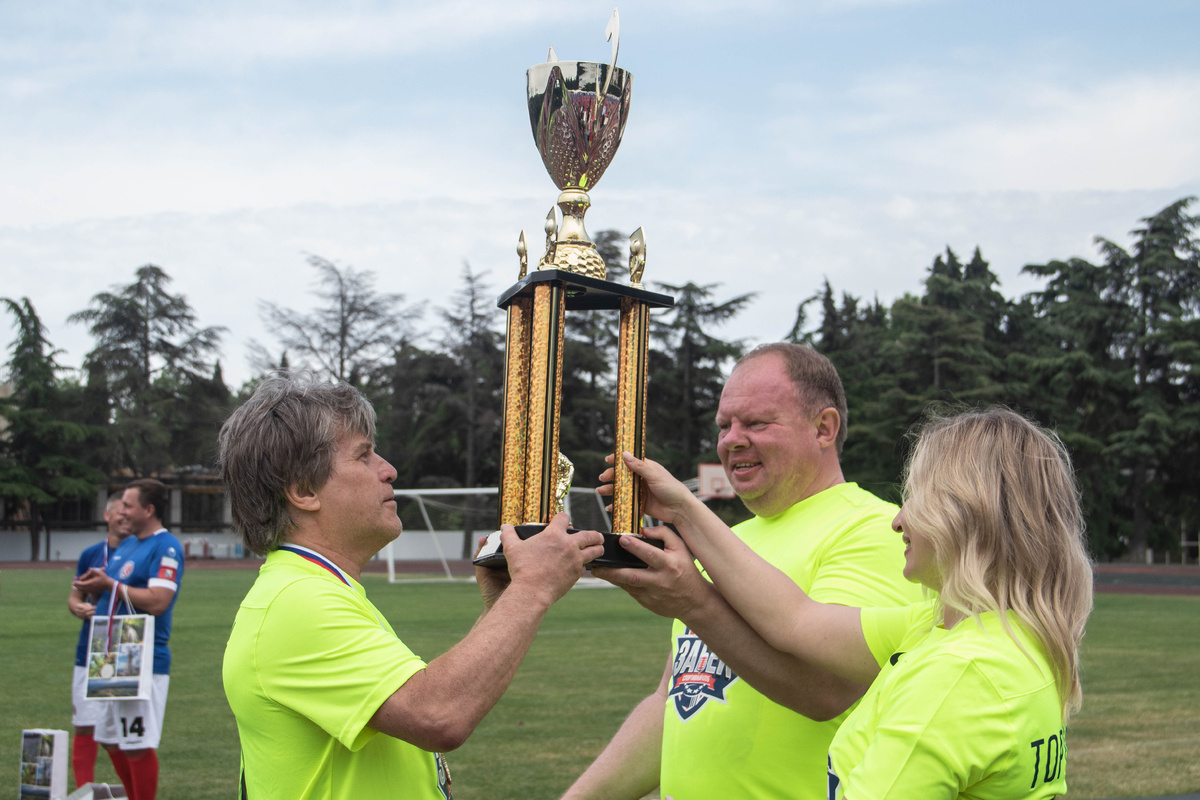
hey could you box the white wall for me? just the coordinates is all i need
[1,528,472,563]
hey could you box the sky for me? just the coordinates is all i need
[2,0,1198,389]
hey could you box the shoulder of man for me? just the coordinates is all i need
[144,530,185,591]
[77,540,106,569]
[805,483,920,607]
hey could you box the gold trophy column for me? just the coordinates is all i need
[498,297,532,527]
[611,296,650,534]
[522,282,567,524]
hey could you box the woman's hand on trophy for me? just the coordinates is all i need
[593,526,722,622]
[598,451,704,527]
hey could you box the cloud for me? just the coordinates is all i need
[770,66,1200,193]
[0,2,548,70]
[921,75,1200,191]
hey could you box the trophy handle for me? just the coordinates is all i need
[597,9,620,130]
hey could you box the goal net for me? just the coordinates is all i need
[383,487,613,583]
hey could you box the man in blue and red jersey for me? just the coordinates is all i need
[67,493,131,788]
[74,478,183,800]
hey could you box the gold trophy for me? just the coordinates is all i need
[475,10,674,569]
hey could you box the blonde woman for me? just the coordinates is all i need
[599,408,1093,799]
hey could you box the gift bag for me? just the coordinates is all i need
[85,610,154,701]
[19,729,67,799]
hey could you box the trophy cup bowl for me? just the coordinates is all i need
[527,60,632,192]
[526,60,632,278]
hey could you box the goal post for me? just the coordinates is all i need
[383,487,613,583]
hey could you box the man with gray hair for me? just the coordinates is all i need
[219,372,604,799]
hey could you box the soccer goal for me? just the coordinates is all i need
[383,487,613,583]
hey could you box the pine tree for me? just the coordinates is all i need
[439,264,505,556]
[1,298,105,560]
[69,264,226,474]
[647,282,755,477]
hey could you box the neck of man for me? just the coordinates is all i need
[135,520,163,540]
[106,531,124,548]
[284,530,365,581]
[747,462,847,518]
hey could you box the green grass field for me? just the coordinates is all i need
[1,567,1197,799]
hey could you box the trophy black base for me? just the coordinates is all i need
[473,523,664,570]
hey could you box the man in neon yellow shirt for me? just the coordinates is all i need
[219,373,605,800]
[565,344,922,800]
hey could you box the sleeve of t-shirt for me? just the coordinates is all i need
[76,547,92,579]
[806,507,917,608]
[146,537,182,593]
[255,577,429,752]
[860,604,929,669]
[840,654,1009,799]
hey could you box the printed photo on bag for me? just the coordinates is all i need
[85,615,154,701]
[19,729,66,799]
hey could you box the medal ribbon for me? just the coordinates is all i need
[277,544,388,630]
[278,544,353,586]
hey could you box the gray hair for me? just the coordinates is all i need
[217,371,376,555]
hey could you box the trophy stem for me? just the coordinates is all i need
[612,297,650,534]
[556,189,592,243]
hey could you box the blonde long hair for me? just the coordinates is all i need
[902,407,1094,719]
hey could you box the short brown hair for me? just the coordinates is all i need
[217,372,376,555]
[125,479,169,522]
[735,343,849,453]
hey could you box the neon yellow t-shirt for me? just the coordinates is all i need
[828,601,1068,800]
[223,548,449,800]
[660,482,923,800]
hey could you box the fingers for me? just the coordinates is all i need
[498,523,520,551]
[581,542,607,563]
[591,565,642,586]
[574,526,605,547]
[616,533,669,569]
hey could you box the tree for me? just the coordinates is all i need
[374,343,462,490]
[648,282,756,477]
[1098,198,1200,560]
[69,264,226,474]
[790,280,906,500]
[160,362,234,468]
[439,264,505,556]
[1024,198,1200,560]
[1,298,105,560]
[258,254,420,386]
[794,248,1030,505]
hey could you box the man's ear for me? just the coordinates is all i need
[285,483,321,513]
[814,408,841,449]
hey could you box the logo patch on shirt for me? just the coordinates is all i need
[118,562,135,580]
[157,556,179,582]
[669,628,739,721]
